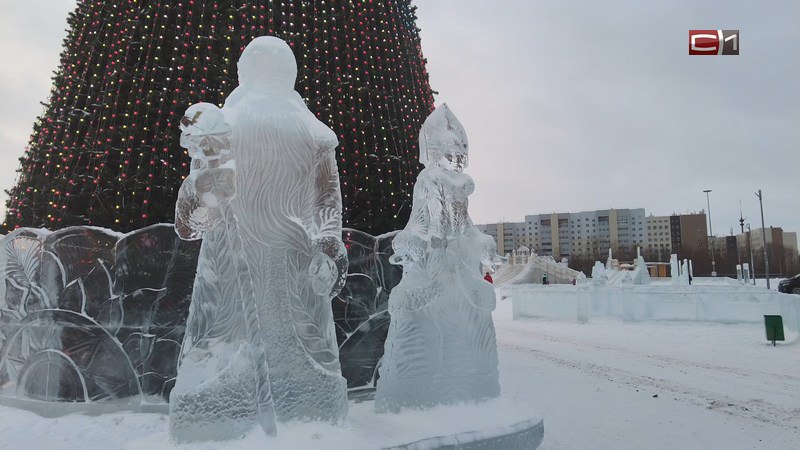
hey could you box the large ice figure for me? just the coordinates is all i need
[374,104,500,413]
[169,36,348,441]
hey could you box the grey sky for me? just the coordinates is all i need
[1,0,798,240]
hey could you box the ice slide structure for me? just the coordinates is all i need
[493,253,583,285]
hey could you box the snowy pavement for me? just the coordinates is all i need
[493,294,800,449]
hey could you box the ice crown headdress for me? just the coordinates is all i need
[418,103,468,167]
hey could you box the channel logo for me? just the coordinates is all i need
[689,30,739,55]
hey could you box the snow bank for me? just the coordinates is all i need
[0,397,541,449]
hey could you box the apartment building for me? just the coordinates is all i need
[669,213,709,257]
[645,215,673,252]
[477,208,647,259]
[735,227,789,256]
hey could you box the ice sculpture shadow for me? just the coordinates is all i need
[0,224,200,415]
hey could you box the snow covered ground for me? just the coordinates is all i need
[494,289,800,449]
[1,284,799,449]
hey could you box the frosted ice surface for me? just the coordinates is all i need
[632,255,651,285]
[591,261,607,286]
[0,225,201,414]
[670,254,679,282]
[682,259,690,285]
[375,104,500,413]
[668,254,690,286]
[170,36,348,441]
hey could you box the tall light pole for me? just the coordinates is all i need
[703,189,716,276]
[756,189,770,289]
[738,202,746,283]
[746,223,755,285]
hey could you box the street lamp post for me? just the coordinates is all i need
[756,189,770,289]
[703,189,716,277]
[746,223,755,285]
[739,206,748,284]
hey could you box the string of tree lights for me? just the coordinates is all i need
[3,0,435,235]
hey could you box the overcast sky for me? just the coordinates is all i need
[1,0,798,240]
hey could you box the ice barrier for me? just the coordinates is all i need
[0,223,398,415]
[510,283,800,334]
[0,224,200,416]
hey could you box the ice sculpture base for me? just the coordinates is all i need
[382,416,543,450]
[0,395,168,419]
[352,397,543,450]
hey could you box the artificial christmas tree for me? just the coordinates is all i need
[3,0,434,235]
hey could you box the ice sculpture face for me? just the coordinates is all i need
[170,36,348,442]
[179,102,231,160]
[439,149,468,173]
[375,104,500,413]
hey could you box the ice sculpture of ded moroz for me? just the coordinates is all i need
[169,36,348,442]
[374,104,500,413]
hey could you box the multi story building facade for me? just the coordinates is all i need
[477,208,647,260]
[479,209,711,264]
[669,213,710,259]
[734,227,799,276]
[645,215,673,256]
[479,209,800,276]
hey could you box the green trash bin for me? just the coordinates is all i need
[764,315,785,346]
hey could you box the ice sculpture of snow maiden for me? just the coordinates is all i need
[374,103,500,413]
[169,36,348,442]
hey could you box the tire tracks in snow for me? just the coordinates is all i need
[496,323,800,431]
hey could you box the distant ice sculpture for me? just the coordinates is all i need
[374,104,500,413]
[170,36,348,441]
[669,254,679,284]
[591,261,607,286]
[669,254,690,286]
[631,249,651,285]
[682,259,690,285]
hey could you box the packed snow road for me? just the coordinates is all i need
[493,299,800,449]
